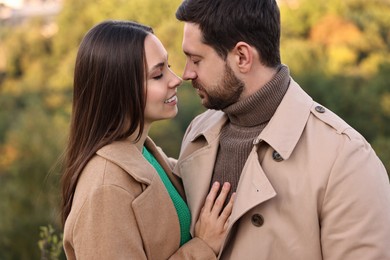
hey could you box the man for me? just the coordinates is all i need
[173,0,390,259]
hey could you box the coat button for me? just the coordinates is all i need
[251,214,264,227]
[272,150,283,162]
[315,105,325,113]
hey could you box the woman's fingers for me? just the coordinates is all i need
[220,192,235,224]
[211,182,231,215]
[203,182,221,213]
[194,183,235,255]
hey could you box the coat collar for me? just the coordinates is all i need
[187,110,227,145]
[96,137,186,199]
[187,78,313,161]
[96,137,160,185]
[258,79,313,160]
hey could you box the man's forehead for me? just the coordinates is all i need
[184,22,201,35]
[182,23,204,53]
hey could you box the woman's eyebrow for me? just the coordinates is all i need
[148,61,165,74]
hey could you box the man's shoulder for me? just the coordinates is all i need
[308,102,365,143]
[182,109,227,143]
[192,109,224,123]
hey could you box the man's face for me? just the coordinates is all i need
[182,23,244,110]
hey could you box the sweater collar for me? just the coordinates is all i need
[223,65,290,127]
[187,75,314,161]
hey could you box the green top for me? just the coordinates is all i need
[142,147,192,246]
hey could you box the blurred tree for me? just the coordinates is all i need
[0,97,66,259]
[372,136,390,173]
[281,0,390,77]
[38,224,64,260]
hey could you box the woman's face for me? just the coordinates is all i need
[143,34,182,126]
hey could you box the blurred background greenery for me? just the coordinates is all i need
[0,0,389,258]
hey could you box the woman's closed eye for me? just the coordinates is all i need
[153,74,163,80]
[153,64,172,80]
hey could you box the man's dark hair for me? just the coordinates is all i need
[176,0,281,67]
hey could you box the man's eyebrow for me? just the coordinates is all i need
[183,50,202,58]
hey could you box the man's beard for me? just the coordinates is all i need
[192,63,244,110]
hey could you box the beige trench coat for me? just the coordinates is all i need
[63,137,216,260]
[174,79,390,260]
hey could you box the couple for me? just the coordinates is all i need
[61,0,390,259]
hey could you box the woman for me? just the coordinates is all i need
[61,20,234,259]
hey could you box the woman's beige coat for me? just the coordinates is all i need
[63,138,216,260]
[174,79,390,260]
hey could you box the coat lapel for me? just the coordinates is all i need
[230,146,276,224]
[174,111,227,234]
[176,136,220,234]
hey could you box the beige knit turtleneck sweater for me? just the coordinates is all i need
[211,65,290,200]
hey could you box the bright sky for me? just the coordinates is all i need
[0,0,23,9]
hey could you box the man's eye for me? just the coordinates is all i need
[193,60,199,65]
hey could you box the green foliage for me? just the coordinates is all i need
[0,96,66,259]
[281,0,390,77]
[38,225,64,260]
[372,136,390,172]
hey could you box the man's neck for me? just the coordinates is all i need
[240,65,279,101]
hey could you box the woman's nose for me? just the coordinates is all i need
[169,70,182,88]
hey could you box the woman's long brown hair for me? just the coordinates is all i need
[61,20,153,226]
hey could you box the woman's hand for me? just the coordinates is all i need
[194,182,235,255]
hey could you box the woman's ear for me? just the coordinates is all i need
[232,42,253,73]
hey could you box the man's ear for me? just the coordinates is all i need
[232,42,253,73]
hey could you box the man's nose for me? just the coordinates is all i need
[182,63,197,80]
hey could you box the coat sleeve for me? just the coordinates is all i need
[168,238,217,260]
[320,131,390,259]
[72,185,148,260]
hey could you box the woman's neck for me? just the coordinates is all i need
[131,123,151,152]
